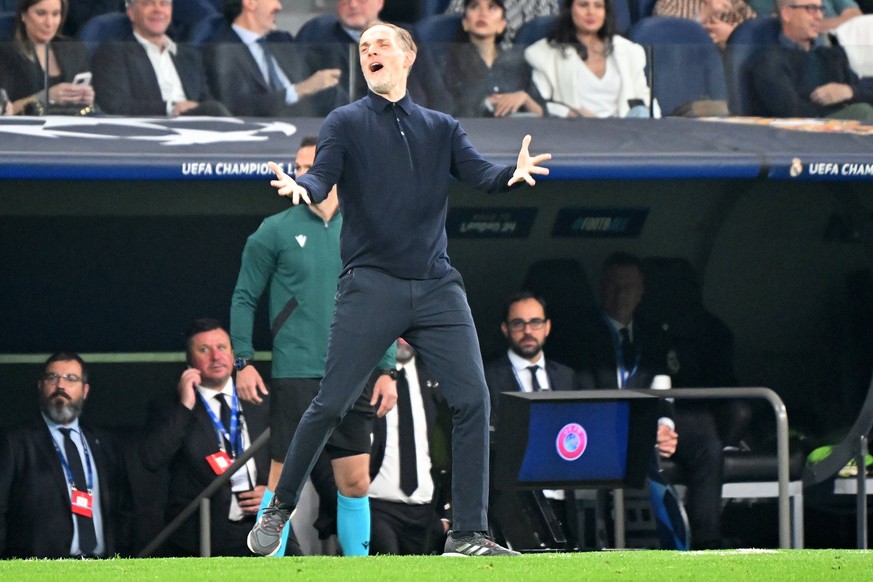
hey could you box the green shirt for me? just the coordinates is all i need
[230,206,393,378]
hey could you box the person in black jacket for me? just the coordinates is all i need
[368,339,450,555]
[139,319,286,556]
[203,0,345,117]
[751,0,873,119]
[577,252,723,549]
[484,290,581,549]
[0,352,129,558]
[92,0,229,116]
[0,0,93,115]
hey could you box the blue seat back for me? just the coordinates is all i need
[513,15,556,46]
[0,11,15,42]
[413,13,463,44]
[724,16,781,115]
[634,0,658,23]
[76,13,132,57]
[421,0,452,18]
[186,12,227,46]
[295,14,340,43]
[629,16,728,116]
[171,0,219,42]
[613,0,633,35]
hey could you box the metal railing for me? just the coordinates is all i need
[633,387,793,549]
[137,428,271,558]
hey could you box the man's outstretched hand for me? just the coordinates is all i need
[267,161,312,205]
[508,134,551,187]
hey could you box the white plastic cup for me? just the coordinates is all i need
[650,374,672,390]
[651,374,674,403]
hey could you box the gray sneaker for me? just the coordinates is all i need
[247,496,294,556]
[443,531,521,557]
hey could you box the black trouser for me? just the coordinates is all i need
[276,267,490,532]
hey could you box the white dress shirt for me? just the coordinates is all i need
[368,357,435,505]
[196,378,257,521]
[42,414,107,556]
[132,31,187,116]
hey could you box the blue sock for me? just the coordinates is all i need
[257,488,274,520]
[257,489,291,557]
[337,492,370,556]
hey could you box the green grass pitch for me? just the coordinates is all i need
[1,550,871,581]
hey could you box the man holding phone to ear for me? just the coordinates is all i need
[139,319,286,556]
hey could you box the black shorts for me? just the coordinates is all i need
[269,377,375,461]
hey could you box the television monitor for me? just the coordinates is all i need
[493,390,660,490]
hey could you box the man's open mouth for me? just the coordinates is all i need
[369,63,384,72]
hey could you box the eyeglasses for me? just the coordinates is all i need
[788,4,825,14]
[507,318,547,332]
[42,372,83,384]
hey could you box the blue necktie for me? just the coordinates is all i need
[257,37,284,91]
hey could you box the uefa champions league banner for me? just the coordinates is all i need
[1,116,872,181]
[0,117,317,180]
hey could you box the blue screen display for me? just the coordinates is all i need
[517,401,630,484]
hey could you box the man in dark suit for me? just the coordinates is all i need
[139,318,284,556]
[92,0,230,116]
[0,352,128,559]
[297,0,451,110]
[484,290,580,550]
[368,338,449,555]
[578,252,723,550]
[203,0,345,117]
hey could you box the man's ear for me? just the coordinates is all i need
[83,383,90,400]
[404,49,417,70]
[500,322,509,338]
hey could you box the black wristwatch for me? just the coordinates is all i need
[379,368,399,380]
[234,357,254,371]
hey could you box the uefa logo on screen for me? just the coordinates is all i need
[555,423,588,461]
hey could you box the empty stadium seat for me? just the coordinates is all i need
[724,16,781,116]
[628,16,728,116]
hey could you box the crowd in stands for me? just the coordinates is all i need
[2,0,873,119]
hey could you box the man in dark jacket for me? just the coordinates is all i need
[93,0,229,116]
[0,352,128,558]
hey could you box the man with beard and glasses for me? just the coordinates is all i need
[484,291,582,550]
[0,352,129,559]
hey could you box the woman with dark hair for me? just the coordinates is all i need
[524,0,658,117]
[442,0,544,117]
[0,0,93,114]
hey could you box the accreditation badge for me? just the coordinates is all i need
[206,451,233,475]
[71,489,94,518]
